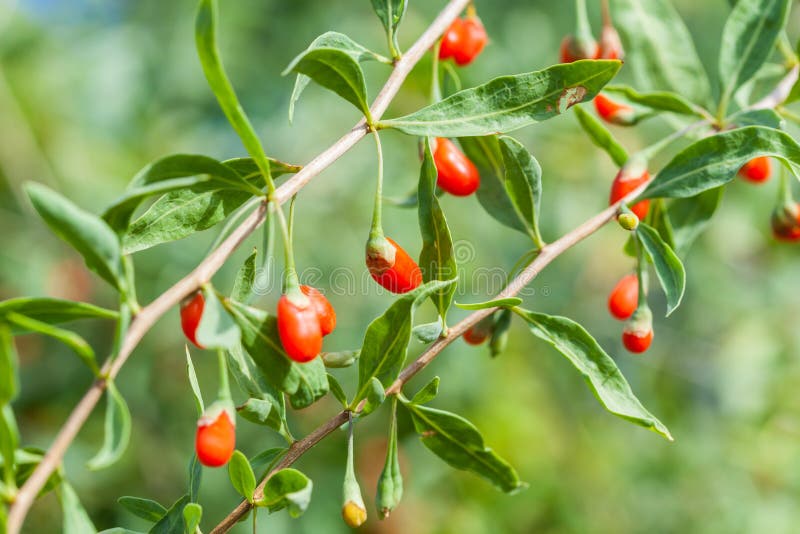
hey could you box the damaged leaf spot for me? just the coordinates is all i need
[421,430,437,438]
[558,86,588,114]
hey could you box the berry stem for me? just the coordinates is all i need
[574,0,593,42]
[431,40,443,103]
[637,120,707,162]
[274,200,301,296]
[600,0,612,27]
[778,167,794,205]
[633,232,647,308]
[369,128,386,241]
[216,349,232,402]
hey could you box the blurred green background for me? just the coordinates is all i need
[2,0,800,532]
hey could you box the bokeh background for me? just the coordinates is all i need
[2,0,800,532]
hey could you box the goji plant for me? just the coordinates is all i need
[2,0,800,532]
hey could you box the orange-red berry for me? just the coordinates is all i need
[560,35,599,63]
[367,237,423,294]
[195,410,235,467]
[433,138,480,196]
[622,328,653,354]
[771,202,800,242]
[301,285,336,336]
[277,294,323,363]
[738,157,771,183]
[180,291,205,349]
[439,16,487,66]
[439,18,465,60]
[598,24,624,60]
[610,161,651,221]
[463,315,494,345]
[608,274,639,320]
[594,93,635,125]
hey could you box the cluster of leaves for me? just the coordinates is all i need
[3,0,800,532]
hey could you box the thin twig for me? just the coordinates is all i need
[5,1,471,532]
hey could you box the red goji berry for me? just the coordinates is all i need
[738,157,771,183]
[771,202,800,242]
[560,35,599,63]
[366,237,422,294]
[180,291,205,349]
[452,15,487,66]
[610,160,651,221]
[433,138,480,196]
[622,328,653,354]
[594,93,635,125]
[608,274,638,320]
[598,22,624,60]
[439,18,465,60]
[301,285,336,336]
[463,315,494,345]
[277,293,323,363]
[195,410,235,467]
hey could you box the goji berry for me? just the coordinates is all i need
[195,410,235,467]
[433,138,480,196]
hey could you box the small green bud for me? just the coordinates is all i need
[618,212,639,231]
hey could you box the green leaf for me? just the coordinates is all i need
[5,313,98,376]
[188,455,202,503]
[122,185,251,254]
[118,496,167,523]
[195,0,276,188]
[195,288,240,350]
[418,138,457,319]
[25,183,123,290]
[361,377,386,417]
[514,309,672,440]
[237,397,283,431]
[403,402,525,493]
[149,494,190,534]
[321,350,360,368]
[326,374,348,407]
[0,298,117,331]
[59,482,97,534]
[727,108,784,129]
[718,0,790,106]
[231,248,257,303]
[226,300,328,409]
[649,199,676,251]
[287,32,385,122]
[669,187,725,255]
[355,279,455,403]
[642,126,800,199]
[182,503,202,533]
[636,224,686,316]
[498,136,544,245]
[228,450,257,502]
[602,85,705,118]
[611,0,711,106]
[370,0,407,55]
[222,157,301,179]
[381,60,622,137]
[87,380,132,470]
[455,297,522,311]
[459,135,528,234]
[410,376,440,405]
[0,406,18,489]
[103,154,258,232]
[0,326,18,405]
[284,32,372,120]
[573,105,629,168]
[411,321,442,344]
[257,468,313,518]
[185,348,204,417]
[376,398,402,519]
[249,448,287,477]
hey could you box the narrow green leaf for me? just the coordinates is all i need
[642,126,800,199]
[0,406,19,489]
[573,106,629,167]
[370,0,407,55]
[382,60,622,137]
[403,402,525,493]
[185,348,204,417]
[649,199,677,251]
[0,298,117,331]
[361,377,386,417]
[118,496,167,523]
[284,33,372,120]
[249,448,287,477]
[376,398,402,519]
[149,494,190,534]
[611,0,711,106]
[5,313,98,375]
[188,455,202,503]
[410,376,440,405]
[122,185,251,254]
[228,450,257,502]
[455,297,522,311]
[726,108,784,129]
[195,0,275,187]
[498,136,543,245]
[603,85,705,118]
[326,374,348,407]
[0,326,18,405]
[669,187,725,255]
[514,309,672,440]
[287,32,385,122]
[87,380,132,470]
[418,138,457,319]
[195,288,240,350]
[237,397,283,431]
[25,183,123,290]
[411,321,442,344]
[226,301,328,409]
[59,482,97,534]
[231,248,257,303]
[636,223,686,316]
[182,503,202,533]
[321,350,360,368]
[103,154,258,232]
[257,468,313,518]
[355,279,455,403]
[222,157,301,179]
[718,0,790,105]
